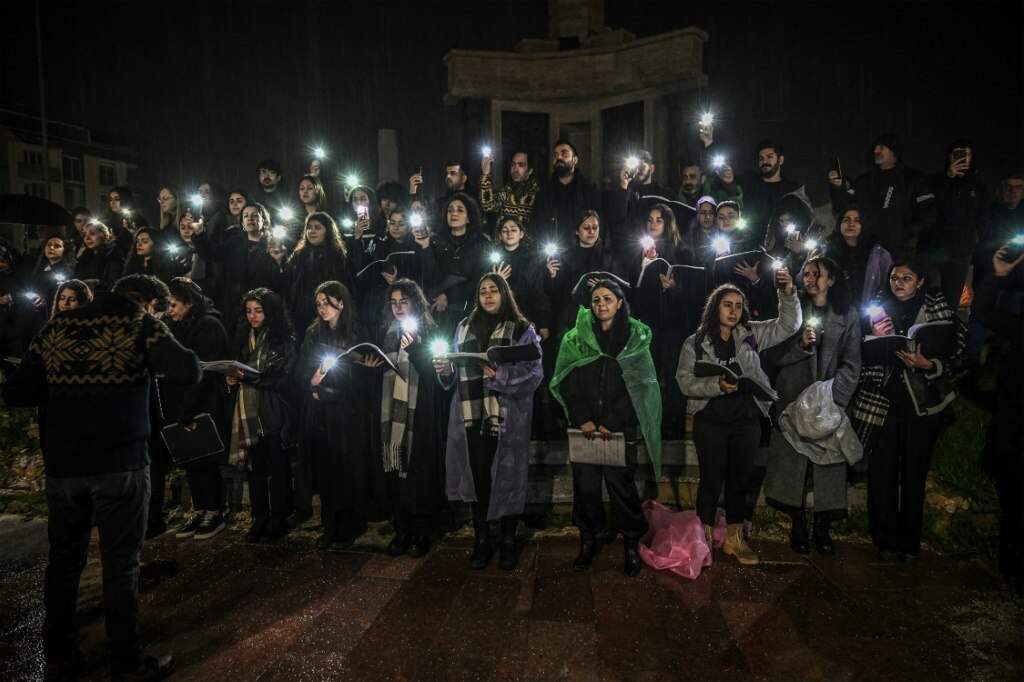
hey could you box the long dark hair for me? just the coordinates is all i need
[289,212,347,262]
[167,277,205,325]
[443,192,484,235]
[386,278,435,330]
[33,234,75,275]
[695,284,750,347]
[589,278,631,337]
[467,273,530,341]
[802,256,851,315]
[298,174,328,212]
[308,280,356,343]
[236,287,293,352]
[648,203,684,253]
[51,279,93,317]
[123,226,164,275]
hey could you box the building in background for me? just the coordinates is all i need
[0,107,141,213]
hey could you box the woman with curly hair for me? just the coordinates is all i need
[285,212,354,339]
[225,288,296,543]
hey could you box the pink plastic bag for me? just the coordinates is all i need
[638,500,727,579]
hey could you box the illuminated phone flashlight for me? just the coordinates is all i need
[123,209,132,218]
[313,147,326,160]
[430,340,449,358]
[700,113,714,128]
[640,236,655,250]
[489,252,501,264]
[865,303,885,321]
[736,218,748,230]
[345,174,359,188]
[409,213,424,229]
[320,355,338,373]
[401,317,419,335]
[167,243,180,254]
[1012,235,1024,245]
[625,156,640,171]
[191,193,203,207]
[804,239,818,251]
[712,154,726,170]
[544,243,559,259]
[272,226,287,240]
[481,145,492,158]
[807,316,821,329]
[341,217,355,229]
[712,236,730,255]
[785,223,797,235]
[24,292,38,299]
[771,259,784,270]
[278,207,294,222]
[53,272,67,283]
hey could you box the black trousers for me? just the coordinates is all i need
[693,416,762,525]
[571,460,647,541]
[185,462,222,511]
[248,437,291,523]
[868,388,945,555]
[467,428,499,522]
[146,437,171,524]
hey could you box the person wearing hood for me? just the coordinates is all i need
[531,139,602,245]
[549,279,662,576]
[684,196,719,263]
[829,133,936,261]
[921,139,990,308]
[763,256,862,556]
[163,277,231,541]
[479,149,542,234]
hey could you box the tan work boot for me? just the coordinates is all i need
[703,524,714,548]
[723,523,759,565]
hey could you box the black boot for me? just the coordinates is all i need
[388,532,410,557]
[574,533,597,572]
[469,517,492,570]
[812,511,835,556]
[498,517,518,570]
[789,509,811,555]
[624,537,642,577]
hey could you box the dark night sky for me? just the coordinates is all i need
[1,1,1022,214]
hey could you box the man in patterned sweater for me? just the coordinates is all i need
[479,149,541,235]
[4,274,202,682]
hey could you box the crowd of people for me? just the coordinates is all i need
[1,126,1022,679]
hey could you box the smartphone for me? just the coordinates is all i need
[1001,239,1024,262]
[952,149,968,163]
[414,165,422,176]
[906,339,917,354]
[830,156,843,180]
[356,205,369,220]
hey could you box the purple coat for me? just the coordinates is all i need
[442,326,543,520]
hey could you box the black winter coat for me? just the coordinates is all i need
[532,171,602,244]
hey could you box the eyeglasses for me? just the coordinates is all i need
[157,195,174,202]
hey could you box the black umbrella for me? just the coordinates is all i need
[0,194,72,228]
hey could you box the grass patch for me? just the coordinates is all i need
[931,394,997,506]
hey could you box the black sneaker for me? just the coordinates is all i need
[175,514,205,538]
[112,654,175,682]
[193,513,225,540]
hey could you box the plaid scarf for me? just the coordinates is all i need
[456,319,518,437]
[228,328,269,466]
[381,319,420,476]
[851,290,959,450]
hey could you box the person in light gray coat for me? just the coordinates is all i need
[763,256,862,556]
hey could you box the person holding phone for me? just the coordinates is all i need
[676,266,801,566]
[549,279,662,575]
[850,259,961,562]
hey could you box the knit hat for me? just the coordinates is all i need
[873,133,903,162]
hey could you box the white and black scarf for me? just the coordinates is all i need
[456,319,518,437]
[381,320,419,476]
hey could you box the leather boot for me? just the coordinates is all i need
[574,533,598,571]
[624,537,643,577]
[703,524,714,548]
[723,523,759,565]
[812,511,836,556]
[469,517,492,570]
[498,517,518,570]
[789,509,811,555]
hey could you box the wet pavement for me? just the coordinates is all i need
[1,515,1021,681]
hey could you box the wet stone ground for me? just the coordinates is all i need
[0,515,1021,681]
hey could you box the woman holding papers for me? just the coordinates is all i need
[851,259,961,562]
[296,280,384,549]
[762,256,862,556]
[549,279,662,576]
[434,273,543,571]
[379,279,449,559]
[225,288,296,543]
[676,268,801,566]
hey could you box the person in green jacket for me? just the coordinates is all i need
[550,279,662,576]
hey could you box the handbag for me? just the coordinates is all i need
[160,413,225,467]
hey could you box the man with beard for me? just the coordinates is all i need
[479,149,541,235]
[829,133,935,260]
[739,140,801,248]
[531,139,601,245]
[605,150,681,253]
[409,160,473,227]
[676,160,707,206]
[255,159,299,226]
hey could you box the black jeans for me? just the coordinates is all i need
[185,462,222,511]
[466,428,498,521]
[43,467,150,675]
[571,460,647,541]
[868,388,944,555]
[248,437,291,523]
[693,416,762,525]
